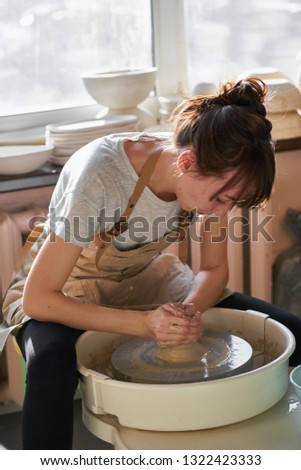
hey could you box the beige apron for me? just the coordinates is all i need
[0,148,196,351]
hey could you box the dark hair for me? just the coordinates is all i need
[168,77,275,208]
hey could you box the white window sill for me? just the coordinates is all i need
[0,103,104,145]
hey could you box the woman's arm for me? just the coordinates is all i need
[183,215,229,312]
[23,234,201,343]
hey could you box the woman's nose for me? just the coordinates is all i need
[212,201,232,218]
[212,208,226,218]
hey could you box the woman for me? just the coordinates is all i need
[1,77,300,449]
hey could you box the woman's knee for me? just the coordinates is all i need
[18,320,80,391]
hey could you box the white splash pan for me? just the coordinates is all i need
[76,308,295,431]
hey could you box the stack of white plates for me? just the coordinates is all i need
[46,114,138,165]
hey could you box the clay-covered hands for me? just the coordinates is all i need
[146,302,203,345]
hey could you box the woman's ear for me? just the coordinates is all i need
[177,149,197,172]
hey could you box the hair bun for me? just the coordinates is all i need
[219,77,268,116]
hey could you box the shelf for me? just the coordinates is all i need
[275,136,301,153]
[0,162,62,193]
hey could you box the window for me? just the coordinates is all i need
[0,0,152,116]
[183,0,301,93]
[3,0,301,123]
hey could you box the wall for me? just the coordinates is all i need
[249,149,301,302]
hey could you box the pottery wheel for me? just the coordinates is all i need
[111,332,253,384]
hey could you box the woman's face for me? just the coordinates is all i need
[175,170,244,218]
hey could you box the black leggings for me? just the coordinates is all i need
[16,292,301,450]
[17,321,84,450]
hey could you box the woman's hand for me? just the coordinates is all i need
[146,302,203,346]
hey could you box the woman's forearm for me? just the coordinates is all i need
[23,290,149,337]
[183,265,229,313]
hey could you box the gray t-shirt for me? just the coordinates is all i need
[48,132,181,249]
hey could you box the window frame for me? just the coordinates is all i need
[0,0,187,133]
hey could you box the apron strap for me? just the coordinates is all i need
[123,147,164,217]
[95,148,163,264]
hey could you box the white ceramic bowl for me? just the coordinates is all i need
[81,68,157,110]
[192,82,218,96]
[158,95,182,112]
[0,145,53,175]
[290,365,301,401]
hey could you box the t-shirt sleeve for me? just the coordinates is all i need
[48,191,103,247]
[46,138,111,247]
[45,135,133,247]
